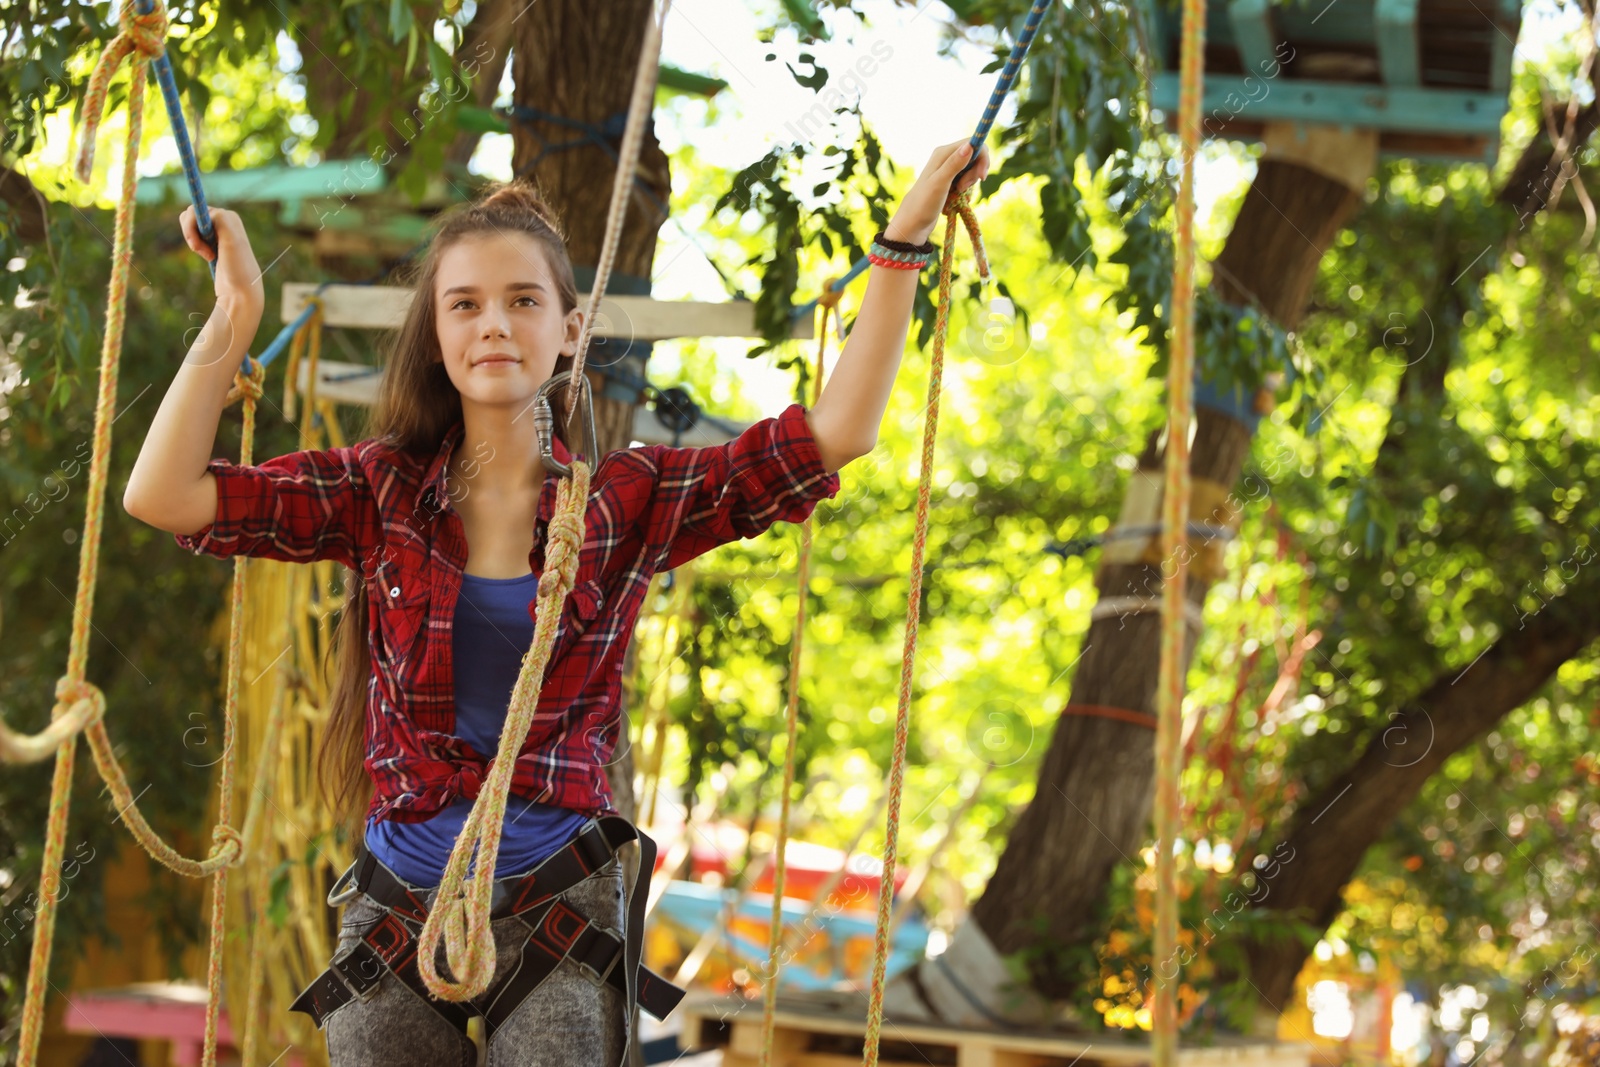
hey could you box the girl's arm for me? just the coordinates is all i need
[123,206,266,536]
[805,138,991,473]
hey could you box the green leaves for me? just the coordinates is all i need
[388,0,415,43]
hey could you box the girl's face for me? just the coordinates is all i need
[432,231,582,409]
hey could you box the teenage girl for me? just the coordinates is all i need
[123,137,989,1067]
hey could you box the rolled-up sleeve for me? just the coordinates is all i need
[655,403,841,570]
[173,446,370,568]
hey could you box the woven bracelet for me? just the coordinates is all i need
[869,230,934,270]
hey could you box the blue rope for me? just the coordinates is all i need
[133,0,215,269]
[790,0,1053,327]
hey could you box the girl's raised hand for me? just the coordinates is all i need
[883,138,992,246]
[180,205,265,318]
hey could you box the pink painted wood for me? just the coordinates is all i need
[61,982,306,1067]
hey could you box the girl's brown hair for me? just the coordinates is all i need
[316,180,580,840]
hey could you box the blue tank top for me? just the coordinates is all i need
[366,570,590,888]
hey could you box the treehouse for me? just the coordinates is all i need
[1141,0,1523,164]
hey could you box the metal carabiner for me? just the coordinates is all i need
[327,860,361,907]
[532,370,600,479]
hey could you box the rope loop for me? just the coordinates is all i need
[418,461,594,1002]
[75,0,170,183]
[0,678,108,764]
[944,189,991,282]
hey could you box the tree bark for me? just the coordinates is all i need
[965,158,1366,999]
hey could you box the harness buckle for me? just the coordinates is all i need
[572,926,622,989]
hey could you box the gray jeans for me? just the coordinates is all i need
[322,860,627,1067]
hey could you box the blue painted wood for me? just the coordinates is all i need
[1138,0,1522,163]
[1151,73,1507,136]
[1228,0,1281,76]
[1373,0,1421,87]
[135,160,389,205]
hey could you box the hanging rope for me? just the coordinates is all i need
[860,191,987,1067]
[757,278,842,1067]
[9,4,281,1061]
[416,0,672,1002]
[563,0,672,427]
[857,8,1055,1065]
[1153,0,1207,1059]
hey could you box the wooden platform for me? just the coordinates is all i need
[677,991,1313,1067]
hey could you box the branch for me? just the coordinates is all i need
[0,163,48,244]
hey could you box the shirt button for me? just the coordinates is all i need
[389,586,401,598]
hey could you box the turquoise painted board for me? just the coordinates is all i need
[650,880,930,992]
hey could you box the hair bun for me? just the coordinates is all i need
[480,181,566,238]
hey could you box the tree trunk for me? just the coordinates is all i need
[962,148,1371,1001]
[511,0,669,470]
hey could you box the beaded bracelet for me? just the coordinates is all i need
[869,230,935,270]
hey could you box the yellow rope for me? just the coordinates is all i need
[416,0,669,1003]
[861,191,987,1067]
[417,461,591,999]
[1153,0,1207,1060]
[757,282,838,1066]
[10,5,291,1056]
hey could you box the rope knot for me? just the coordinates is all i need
[209,823,245,866]
[816,277,845,310]
[226,359,266,406]
[52,677,107,728]
[539,462,590,599]
[74,0,172,183]
[121,0,170,59]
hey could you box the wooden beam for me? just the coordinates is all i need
[135,160,387,206]
[1226,0,1280,77]
[1153,73,1507,141]
[1373,0,1421,88]
[678,994,1315,1066]
[281,283,814,341]
[292,357,749,448]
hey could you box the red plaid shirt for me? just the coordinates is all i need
[175,403,839,824]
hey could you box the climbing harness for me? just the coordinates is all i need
[290,816,686,1037]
